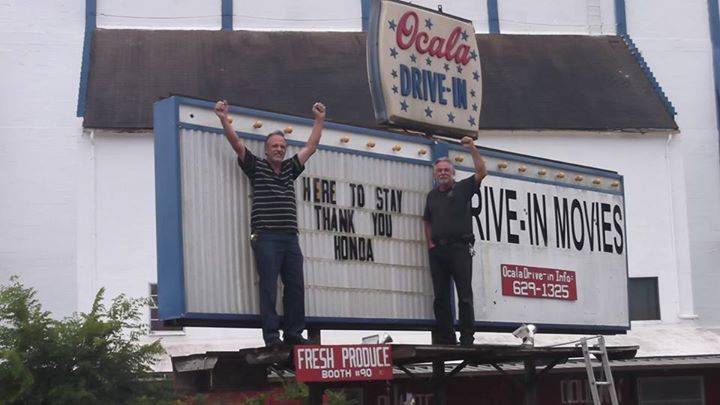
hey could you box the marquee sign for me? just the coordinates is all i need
[154,96,629,334]
[367,0,482,138]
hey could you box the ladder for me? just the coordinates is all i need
[578,336,619,405]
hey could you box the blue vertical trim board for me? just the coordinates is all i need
[487,0,500,34]
[221,0,233,31]
[76,0,96,117]
[154,97,187,320]
[361,0,372,31]
[708,0,720,158]
[614,0,627,36]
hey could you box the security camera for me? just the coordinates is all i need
[512,323,537,347]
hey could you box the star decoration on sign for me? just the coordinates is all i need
[470,50,478,61]
[447,112,455,123]
[443,63,450,72]
[470,89,476,98]
[468,116,476,127]
[424,106,433,117]
[388,19,397,31]
[425,57,432,66]
[392,85,399,94]
[390,47,398,59]
[461,30,469,41]
[410,53,417,63]
[391,69,398,78]
[400,100,409,111]
[473,71,480,81]
[425,18,433,29]
[472,103,478,112]
[457,65,463,74]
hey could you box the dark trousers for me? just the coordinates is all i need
[251,233,305,344]
[428,243,475,344]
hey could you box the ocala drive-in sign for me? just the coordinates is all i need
[367,0,482,138]
[294,345,393,382]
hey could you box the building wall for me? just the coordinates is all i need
[1,0,718,350]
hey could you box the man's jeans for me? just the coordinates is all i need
[251,233,305,344]
[428,243,475,345]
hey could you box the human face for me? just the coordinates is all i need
[265,134,287,164]
[434,160,455,188]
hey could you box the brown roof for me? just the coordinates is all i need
[83,30,677,131]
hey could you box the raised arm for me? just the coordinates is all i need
[214,100,246,161]
[461,136,487,184]
[297,102,326,165]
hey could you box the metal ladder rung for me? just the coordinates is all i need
[588,350,604,355]
[594,381,612,386]
[578,336,619,405]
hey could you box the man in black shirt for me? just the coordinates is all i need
[214,99,326,347]
[423,136,487,345]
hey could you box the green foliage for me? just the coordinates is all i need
[280,380,309,400]
[325,390,357,405]
[0,276,170,404]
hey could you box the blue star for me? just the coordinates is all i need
[390,47,398,59]
[461,30,469,41]
[392,85,399,94]
[456,65,463,74]
[425,57,432,66]
[410,53,417,63]
[388,19,397,31]
[468,116,476,127]
[447,112,455,123]
[472,103,478,112]
[400,100,409,111]
[443,63,450,72]
[391,69,398,78]
[424,106,433,117]
[425,18,433,29]
[473,71,480,81]
[470,89,476,98]
[470,50,478,61]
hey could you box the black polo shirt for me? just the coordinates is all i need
[238,149,305,234]
[423,175,477,243]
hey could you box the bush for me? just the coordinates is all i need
[0,276,170,404]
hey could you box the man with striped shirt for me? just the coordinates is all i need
[214,99,326,347]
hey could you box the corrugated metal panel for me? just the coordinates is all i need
[180,129,259,314]
[299,149,433,319]
[179,128,434,320]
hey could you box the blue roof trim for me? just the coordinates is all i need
[154,98,187,320]
[621,35,676,117]
[76,0,96,117]
[487,0,500,34]
[221,0,233,31]
[615,0,674,117]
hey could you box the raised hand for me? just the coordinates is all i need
[312,102,326,120]
[214,100,229,120]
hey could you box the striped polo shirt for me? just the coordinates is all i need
[238,149,305,234]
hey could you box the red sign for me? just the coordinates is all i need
[294,344,393,382]
[501,264,578,301]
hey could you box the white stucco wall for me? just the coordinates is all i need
[625,0,720,326]
[2,0,719,362]
[0,1,85,317]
